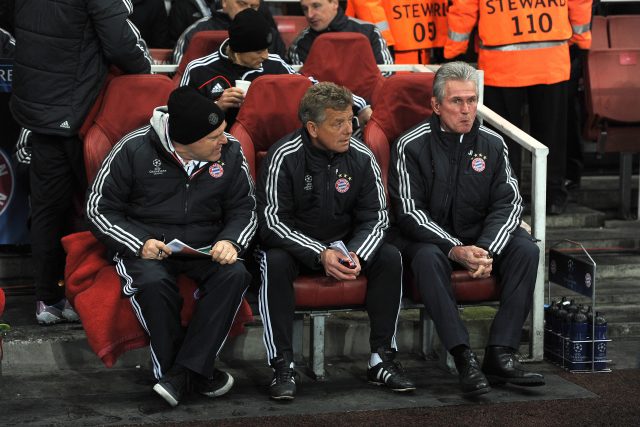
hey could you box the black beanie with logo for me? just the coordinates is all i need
[168,86,225,145]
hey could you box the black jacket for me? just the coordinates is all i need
[180,39,298,129]
[173,9,287,65]
[168,0,214,44]
[388,115,523,256]
[257,128,388,269]
[130,0,171,48]
[288,7,393,68]
[10,0,151,136]
[87,107,257,259]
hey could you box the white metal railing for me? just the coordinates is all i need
[150,62,548,361]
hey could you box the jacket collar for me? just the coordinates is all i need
[429,114,480,148]
[311,7,349,35]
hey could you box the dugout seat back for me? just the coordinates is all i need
[230,74,312,178]
[173,30,228,84]
[301,32,384,102]
[364,72,435,191]
[83,74,175,183]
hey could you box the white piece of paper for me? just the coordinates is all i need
[165,239,211,258]
[329,240,355,265]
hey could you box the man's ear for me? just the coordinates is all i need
[305,121,318,138]
[431,96,440,115]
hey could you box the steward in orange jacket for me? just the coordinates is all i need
[444,0,592,215]
[445,0,592,86]
[347,0,449,64]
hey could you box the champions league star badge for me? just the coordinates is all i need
[209,162,224,178]
[471,153,487,173]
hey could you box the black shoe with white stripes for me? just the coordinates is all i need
[269,355,297,400]
[367,348,416,392]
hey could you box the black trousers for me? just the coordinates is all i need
[484,81,569,199]
[117,257,251,379]
[402,228,539,351]
[29,132,86,303]
[258,243,403,363]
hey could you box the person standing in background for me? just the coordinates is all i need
[445,0,592,215]
[10,0,151,325]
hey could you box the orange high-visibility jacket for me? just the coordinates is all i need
[346,0,396,46]
[445,0,592,87]
[347,0,450,52]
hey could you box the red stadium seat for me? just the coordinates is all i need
[274,15,308,50]
[65,74,252,367]
[173,30,228,84]
[231,74,312,179]
[607,15,640,49]
[301,32,384,102]
[590,15,609,51]
[584,47,640,218]
[83,74,176,183]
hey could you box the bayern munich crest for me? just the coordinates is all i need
[335,177,350,193]
[209,162,224,178]
[471,154,486,173]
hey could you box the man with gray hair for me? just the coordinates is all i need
[256,82,415,400]
[388,62,544,395]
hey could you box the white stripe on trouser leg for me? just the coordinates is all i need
[213,286,249,357]
[257,250,278,362]
[130,294,163,379]
[391,251,403,350]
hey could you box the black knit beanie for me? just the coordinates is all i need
[168,86,225,145]
[228,8,273,53]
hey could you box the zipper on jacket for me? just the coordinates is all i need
[184,182,190,215]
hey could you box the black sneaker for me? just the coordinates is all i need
[153,366,188,407]
[367,348,416,392]
[269,355,297,400]
[193,368,235,397]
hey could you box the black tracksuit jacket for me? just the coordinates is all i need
[87,109,257,259]
[256,128,388,269]
[388,115,523,257]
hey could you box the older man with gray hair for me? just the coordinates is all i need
[388,61,544,396]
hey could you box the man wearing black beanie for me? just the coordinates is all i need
[180,8,371,131]
[87,85,257,407]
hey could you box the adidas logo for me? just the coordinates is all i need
[211,83,224,94]
[59,121,70,129]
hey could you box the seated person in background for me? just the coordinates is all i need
[172,0,286,65]
[288,0,393,74]
[256,82,415,400]
[388,61,545,396]
[180,8,371,131]
[86,86,256,407]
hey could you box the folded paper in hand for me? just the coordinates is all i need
[329,240,355,264]
[166,239,211,257]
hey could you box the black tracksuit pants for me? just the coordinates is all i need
[484,81,569,200]
[117,257,251,379]
[402,228,539,351]
[29,133,86,303]
[258,243,403,363]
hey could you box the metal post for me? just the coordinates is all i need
[530,148,548,361]
[620,153,632,219]
[310,314,327,379]
[420,308,435,358]
[292,313,305,365]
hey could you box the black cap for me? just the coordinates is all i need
[168,86,225,145]
[228,8,273,53]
